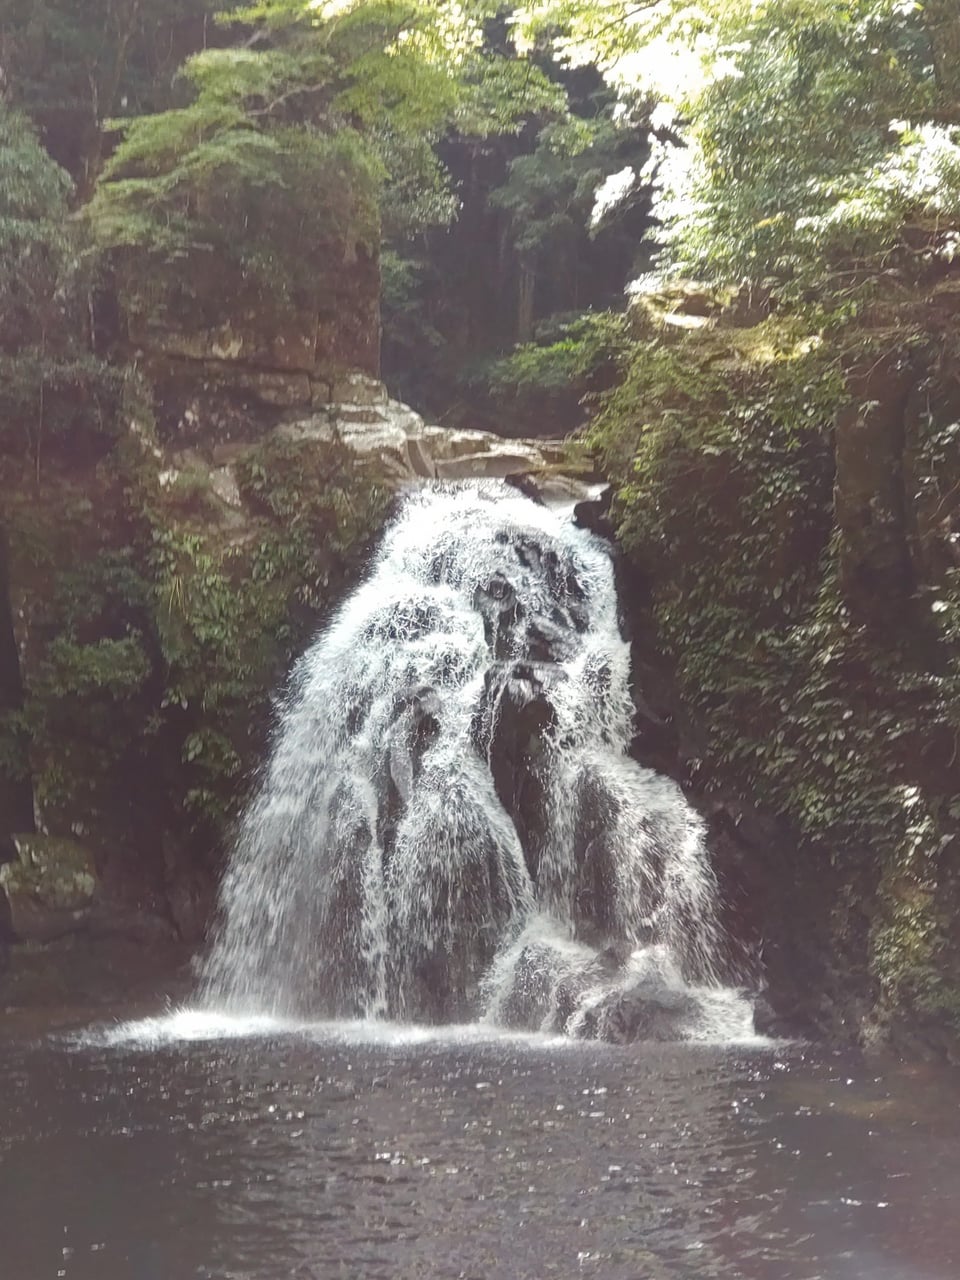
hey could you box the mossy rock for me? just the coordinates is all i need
[0,835,98,942]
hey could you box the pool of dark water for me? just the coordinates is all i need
[1,1013,958,1279]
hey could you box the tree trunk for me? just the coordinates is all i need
[76,0,143,201]
[517,266,536,344]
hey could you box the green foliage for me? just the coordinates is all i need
[492,109,646,261]
[23,547,155,822]
[0,104,72,362]
[0,103,118,472]
[0,0,229,186]
[646,1,960,292]
[594,317,896,840]
[40,636,152,700]
[235,435,389,610]
[0,106,71,227]
[380,27,652,421]
[87,0,564,289]
[523,1,960,300]
[87,16,386,282]
[8,412,389,847]
[591,299,960,1034]
[521,0,960,1045]
[141,434,388,830]
[474,310,631,425]
[92,115,381,291]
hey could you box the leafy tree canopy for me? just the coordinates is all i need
[0,0,229,191]
[86,0,566,282]
[0,104,114,475]
[519,1,960,298]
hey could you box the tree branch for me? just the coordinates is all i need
[584,0,663,46]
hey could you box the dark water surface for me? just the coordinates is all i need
[1,1013,959,1280]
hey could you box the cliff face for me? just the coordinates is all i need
[0,241,392,1003]
[120,239,382,422]
[592,281,960,1059]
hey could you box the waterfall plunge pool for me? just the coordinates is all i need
[2,1014,959,1279]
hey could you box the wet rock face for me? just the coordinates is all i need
[473,574,521,656]
[508,944,636,1033]
[481,662,559,883]
[571,774,626,946]
[369,522,653,1018]
[493,941,703,1042]
[580,972,700,1044]
[573,485,615,540]
[199,484,750,1039]
[467,525,594,888]
[751,993,799,1040]
[163,839,217,948]
[380,685,442,857]
[0,835,177,949]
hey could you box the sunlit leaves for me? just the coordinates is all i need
[520,1,960,295]
[88,0,567,277]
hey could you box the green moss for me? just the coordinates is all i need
[4,411,391,874]
[590,297,960,1043]
[141,433,389,833]
[1,836,96,911]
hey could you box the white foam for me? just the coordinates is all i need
[684,988,772,1046]
[73,1006,579,1051]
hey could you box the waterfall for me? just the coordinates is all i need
[201,481,755,1041]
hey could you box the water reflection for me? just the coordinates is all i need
[1,1021,958,1279]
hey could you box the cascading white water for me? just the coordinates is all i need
[201,481,756,1041]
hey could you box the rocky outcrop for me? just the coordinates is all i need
[151,368,588,493]
[482,663,558,883]
[0,834,174,946]
[122,241,381,381]
[0,176,606,1011]
[595,278,960,1058]
[0,831,190,1012]
[0,343,596,1009]
[0,139,613,1015]
[1,836,97,944]
[494,940,703,1042]
[281,396,573,483]
[579,971,700,1044]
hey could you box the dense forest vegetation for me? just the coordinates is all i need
[1,0,960,1054]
